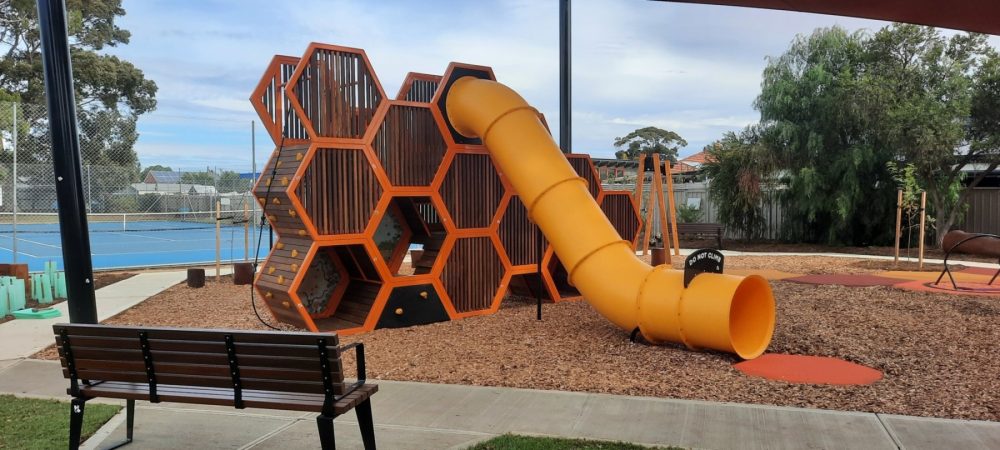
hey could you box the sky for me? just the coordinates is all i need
[104,0,1000,172]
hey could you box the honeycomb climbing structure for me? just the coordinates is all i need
[252,44,642,333]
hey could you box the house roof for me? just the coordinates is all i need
[671,161,699,174]
[130,183,217,195]
[147,171,181,183]
[671,150,714,173]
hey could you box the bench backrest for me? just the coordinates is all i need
[53,323,346,397]
[676,223,723,232]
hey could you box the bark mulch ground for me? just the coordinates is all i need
[32,258,1000,421]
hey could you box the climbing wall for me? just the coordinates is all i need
[251,44,641,333]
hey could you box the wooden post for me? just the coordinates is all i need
[652,154,671,264]
[243,201,250,261]
[894,189,902,266]
[216,200,221,281]
[634,154,645,204]
[918,191,926,269]
[664,159,681,256]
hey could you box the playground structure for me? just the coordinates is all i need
[251,43,776,359]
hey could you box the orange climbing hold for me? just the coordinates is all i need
[734,353,882,385]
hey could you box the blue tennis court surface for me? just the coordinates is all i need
[0,220,269,272]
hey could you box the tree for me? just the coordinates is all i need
[865,24,997,243]
[756,26,896,245]
[703,126,777,241]
[139,164,172,181]
[613,126,687,162]
[0,0,156,166]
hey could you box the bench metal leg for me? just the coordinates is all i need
[356,398,376,450]
[105,399,135,450]
[68,398,87,450]
[317,414,335,450]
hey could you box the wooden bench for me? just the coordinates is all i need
[53,323,377,450]
[675,223,725,249]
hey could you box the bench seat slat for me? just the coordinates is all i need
[59,348,332,371]
[77,382,377,416]
[55,336,337,359]
[69,359,329,382]
[65,368,340,395]
[54,323,339,346]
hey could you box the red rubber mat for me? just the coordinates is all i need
[961,267,999,277]
[783,274,907,287]
[895,279,1000,297]
[734,354,883,385]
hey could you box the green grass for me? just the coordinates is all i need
[468,434,681,450]
[0,395,121,449]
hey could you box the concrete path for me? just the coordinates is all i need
[1,359,997,450]
[642,248,1000,270]
[0,270,193,359]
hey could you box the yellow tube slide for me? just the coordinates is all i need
[445,76,775,359]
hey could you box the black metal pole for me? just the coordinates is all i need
[559,0,571,153]
[36,0,97,323]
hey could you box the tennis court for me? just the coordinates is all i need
[0,212,269,272]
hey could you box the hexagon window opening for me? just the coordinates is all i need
[296,248,348,317]
[309,243,386,333]
[374,196,448,277]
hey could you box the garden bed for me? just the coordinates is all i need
[0,271,136,325]
[33,257,1000,421]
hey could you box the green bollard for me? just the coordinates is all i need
[9,279,25,311]
[30,274,40,301]
[0,283,8,317]
[55,272,67,299]
[46,261,56,289]
[39,274,53,305]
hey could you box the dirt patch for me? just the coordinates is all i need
[0,271,135,325]
[31,258,1000,421]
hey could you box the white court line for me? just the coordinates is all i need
[7,235,62,250]
[0,243,41,258]
[91,246,250,256]
[106,231,177,242]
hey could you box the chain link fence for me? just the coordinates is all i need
[0,101,265,270]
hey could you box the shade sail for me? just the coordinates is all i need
[660,1,999,35]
